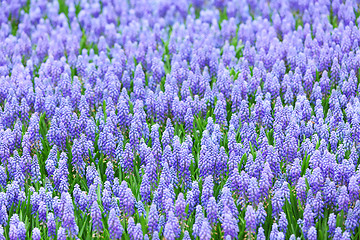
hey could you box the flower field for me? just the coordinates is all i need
[0,0,360,239]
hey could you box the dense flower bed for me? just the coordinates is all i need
[0,0,360,239]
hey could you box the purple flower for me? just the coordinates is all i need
[152,137,162,166]
[247,177,260,205]
[295,177,307,204]
[108,208,123,239]
[220,187,238,218]
[230,169,246,197]
[266,146,281,176]
[148,203,159,233]
[256,203,266,227]
[17,222,26,240]
[0,226,4,240]
[328,213,336,236]
[47,212,56,238]
[57,227,67,240]
[193,205,204,238]
[272,189,285,218]
[61,194,79,237]
[105,161,115,183]
[323,178,337,207]
[216,146,228,180]
[201,175,214,208]
[0,205,7,227]
[333,227,343,240]
[127,217,136,240]
[9,224,17,240]
[312,192,324,219]
[91,201,103,233]
[145,153,158,188]
[214,94,227,126]
[199,145,214,178]
[345,207,358,233]
[288,158,301,186]
[124,188,135,216]
[259,163,273,199]
[164,221,176,240]
[152,231,160,240]
[136,201,146,218]
[222,211,239,239]
[31,155,41,183]
[122,142,134,173]
[303,204,314,236]
[278,212,288,234]
[199,218,211,240]
[342,231,351,240]
[257,227,265,240]
[337,185,350,213]
[87,184,98,207]
[32,228,41,240]
[175,193,186,220]
[38,201,47,222]
[179,147,192,189]
[207,197,218,225]
[269,222,279,240]
[184,107,194,132]
[348,176,359,202]
[307,226,317,240]
[158,215,166,232]
[140,173,151,204]
[245,205,256,234]
[102,188,112,213]
[167,211,181,238]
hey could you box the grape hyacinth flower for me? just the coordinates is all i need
[222,210,239,239]
[199,219,212,240]
[32,228,41,240]
[47,212,56,238]
[245,205,256,234]
[91,201,103,234]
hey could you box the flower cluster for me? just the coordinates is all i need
[0,0,359,239]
